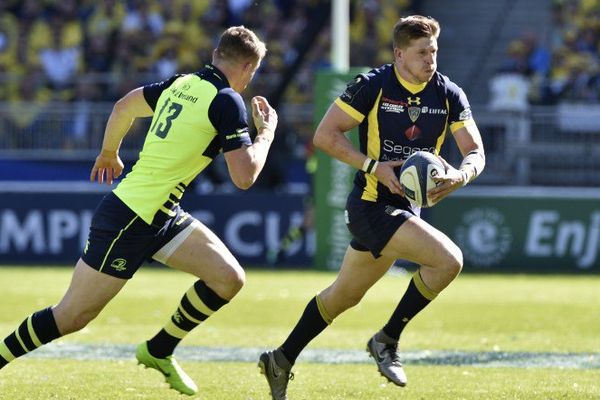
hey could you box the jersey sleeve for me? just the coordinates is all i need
[208,89,252,152]
[334,72,378,123]
[446,80,475,133]
[142,74,182,110]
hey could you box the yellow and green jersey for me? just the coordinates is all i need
[113,64,252,224]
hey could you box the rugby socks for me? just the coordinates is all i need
[279,294,332,365]
[146,280,228,358]
[381,270,438,341]
[0,307,60,369]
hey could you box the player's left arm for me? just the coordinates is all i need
[91,88,154,184]
[429,122,485,203]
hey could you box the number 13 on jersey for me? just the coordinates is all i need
[150,98,183,138]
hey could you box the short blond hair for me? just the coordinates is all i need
[214,26,267,64]
[393,15,440,49]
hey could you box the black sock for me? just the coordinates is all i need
[382,271,438,341]
[0,307,61,368]
[280,295,332,365]
[147,280,228,358]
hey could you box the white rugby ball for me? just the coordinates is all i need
[399,151,445,208]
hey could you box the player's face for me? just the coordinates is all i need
[395,36,438,84]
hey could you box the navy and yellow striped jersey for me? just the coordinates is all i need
[113,64,252,224]
[335,63,475,206]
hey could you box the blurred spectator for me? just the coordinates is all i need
[5,69,51,148]
[66,78,99,149]
[488,72,531,112]
[489,40,531,112]
[38,16,82,99]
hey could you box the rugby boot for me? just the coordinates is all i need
[136,342,198,395]
[258,349,294,400]
[366,335,407,386]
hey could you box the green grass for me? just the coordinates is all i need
[1,360,598,400]
[0,266,599,399]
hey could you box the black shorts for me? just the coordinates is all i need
[81,192,195,279]
[345,194,417,258]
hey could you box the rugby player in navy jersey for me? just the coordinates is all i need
[259,15,485,399]
[0,26,277,396]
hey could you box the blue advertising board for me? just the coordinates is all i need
[0,188,313,266]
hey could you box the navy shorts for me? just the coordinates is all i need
[345,194,417,258]
[81,192,195,279]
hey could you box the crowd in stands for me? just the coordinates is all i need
[4,0,596,187]
[491,0,599,111]
[0,0,415,189]
[0,0,411,104]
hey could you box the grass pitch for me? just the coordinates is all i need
[0,266,599,399]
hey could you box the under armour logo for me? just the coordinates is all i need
[407,96,421,105]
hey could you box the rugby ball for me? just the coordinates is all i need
[399,151,445,208]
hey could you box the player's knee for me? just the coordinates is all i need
[336,290,364,311]
[446,247,463,277]
[218,264,246,299]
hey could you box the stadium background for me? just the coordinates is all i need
[0,0,599,272]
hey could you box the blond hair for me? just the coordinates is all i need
[393,15,440,49]
[214,26,267,64]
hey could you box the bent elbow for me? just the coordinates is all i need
[231,174,256,190]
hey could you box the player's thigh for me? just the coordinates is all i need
[381,216,462,269]
[156,220,244,299]
[321,246,396,317]
[53,258,128,333]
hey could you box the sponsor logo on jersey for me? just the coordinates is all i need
[382,139,434,158]
[380,97,447,116]
[340,76,364,102]
[408,106,421,122]
[404,125,422,141]
[407,96,421,105]
[459,108,472,120]
[169,87,198,103]
[226,128,249,140]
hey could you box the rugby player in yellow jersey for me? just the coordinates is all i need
[0,26,277,396]
[259,15,485,399]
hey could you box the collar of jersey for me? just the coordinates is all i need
[205,63,231,87]
[393,64,428,94]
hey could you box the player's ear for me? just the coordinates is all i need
[242,61,254,73]
[393,47,402,60]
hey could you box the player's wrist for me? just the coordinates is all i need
[101,149,118,157]
[361,157,378,174]
[255,132,273,144]
[258,126,274,135]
